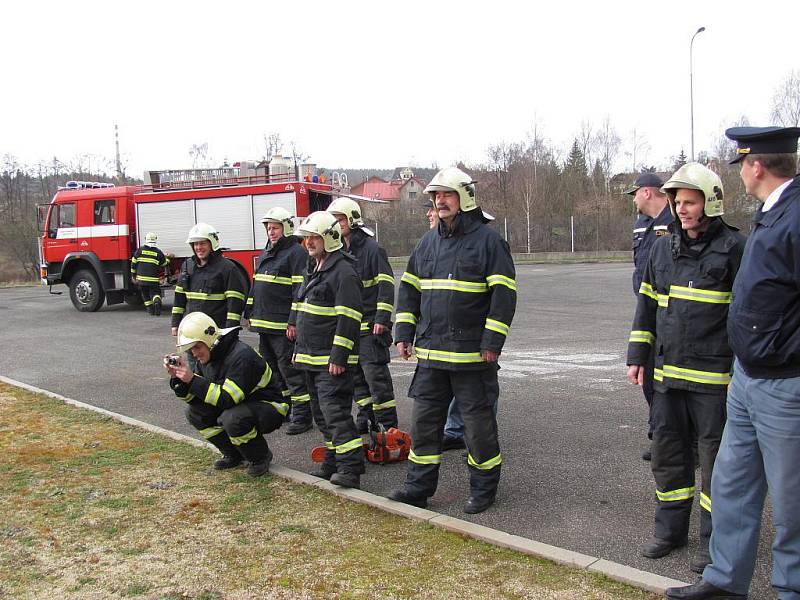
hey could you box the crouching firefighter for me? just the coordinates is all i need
[291,211,365,489]
[389,166,517,514]
[626,163,745,573]
[165,311,287,477]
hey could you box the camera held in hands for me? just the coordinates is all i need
[164,354,181,367]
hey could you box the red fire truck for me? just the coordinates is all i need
[37,164,349,312]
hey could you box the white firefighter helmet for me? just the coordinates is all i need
[144,232,158,245]
[327,196,365,229]
[296,211,343,252]
[260,206,295,235]
[176,312,220,352]
[185,222,221,251]
[661,163,724,218]
[423,167,478,212]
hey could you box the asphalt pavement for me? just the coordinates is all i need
[0,263,776,599]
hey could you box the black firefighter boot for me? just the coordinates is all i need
[146,302,155,316]
[153,296,162,316]
[208,433,244,470]
[690,511,713,573]
[238,435,272,477]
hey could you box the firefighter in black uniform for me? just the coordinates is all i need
[389,166,517,514]
[327,196,398,434]
[171,222,247,338]
[165,311,286,477]
[130,231,170,315]
[667,126,800,600]
[291,211,365,489]
[625,173,672,460]
[243,207,313,435]
[626,163,745,573]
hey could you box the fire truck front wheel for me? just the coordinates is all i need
[69,269,105,312]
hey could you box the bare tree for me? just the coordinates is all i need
[263,133,283,159]
[771,69,800,127]
[626,127,650,173]
[189,143,209,169]
[593,117,621,190]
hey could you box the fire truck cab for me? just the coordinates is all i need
[38,166,344,312]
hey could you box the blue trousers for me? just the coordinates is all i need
[444,393,498,439]
[703,362,800,599]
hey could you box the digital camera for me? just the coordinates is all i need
[165,354,181,367]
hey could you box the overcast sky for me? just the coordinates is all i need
[2,0,798,179]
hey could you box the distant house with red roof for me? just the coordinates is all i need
[351,167,427,208]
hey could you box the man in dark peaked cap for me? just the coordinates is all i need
[666,126,800,600]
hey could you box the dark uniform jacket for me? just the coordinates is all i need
[130,245,168,284]
[727,176,800,379]
[347,228,395,335]
[170,329,285,412]
[632,204,673,295]
[627,218,746,393]
[244,235,307,335]
[171,251,247,329]
[395,209,517,371]
[291,250,362,370]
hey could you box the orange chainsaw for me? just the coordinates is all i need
[311,424,412,464]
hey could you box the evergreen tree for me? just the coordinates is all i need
[672,149,687,170]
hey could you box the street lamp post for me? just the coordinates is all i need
[690,26,706,161]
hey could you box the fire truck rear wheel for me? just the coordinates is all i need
[69,269,105,312]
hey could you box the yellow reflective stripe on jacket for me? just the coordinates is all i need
[250,318,288,330]
[177,392,195,403]
[409,449,442,465]
[185,291,226,301]
[415,346,484,364]
[336,437,363,454]
[656,485,696,502]
[661,364,731,386]
[347,354,359,365]
[401,271,421,291]
[669,285,732,304]
[295,353,330,366]
[246,298,254,306]
[485,318,510,336]
[396,312,417,325]
[421,279,488,293]
[229,427,258,446]
[222,378,245,404]
[254,273,292,285]
[291,393,310,403]
[356,395,372,407]
[225,290,246,301]
[297,301,337,317]
[657,293,669,308]
[251,364,273,392]
[291,275,304,284]
[486,274,517,291]
[333,335,354,350]
[226,312,241,322]
[336,305,363,322]
[639,282,658,301]
[198,426,224,440]
[467,452,502,470]
[141,249,158,256]
[373,399,397,410]
[629,330,655,345]
[175,286,185,294]
[360,322,370,332]
[136,256,161,265]
[172,306,185,315]
[204,383,222,406]
[291,301,299,311]
[136,275,160,283]
[699,492,711,512]
[325,440,334,450]
[376,302,394,313]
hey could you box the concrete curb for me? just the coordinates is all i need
[2,375,686,595]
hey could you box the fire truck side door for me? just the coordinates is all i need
[48,202,79,263]
[89,198,127,260]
